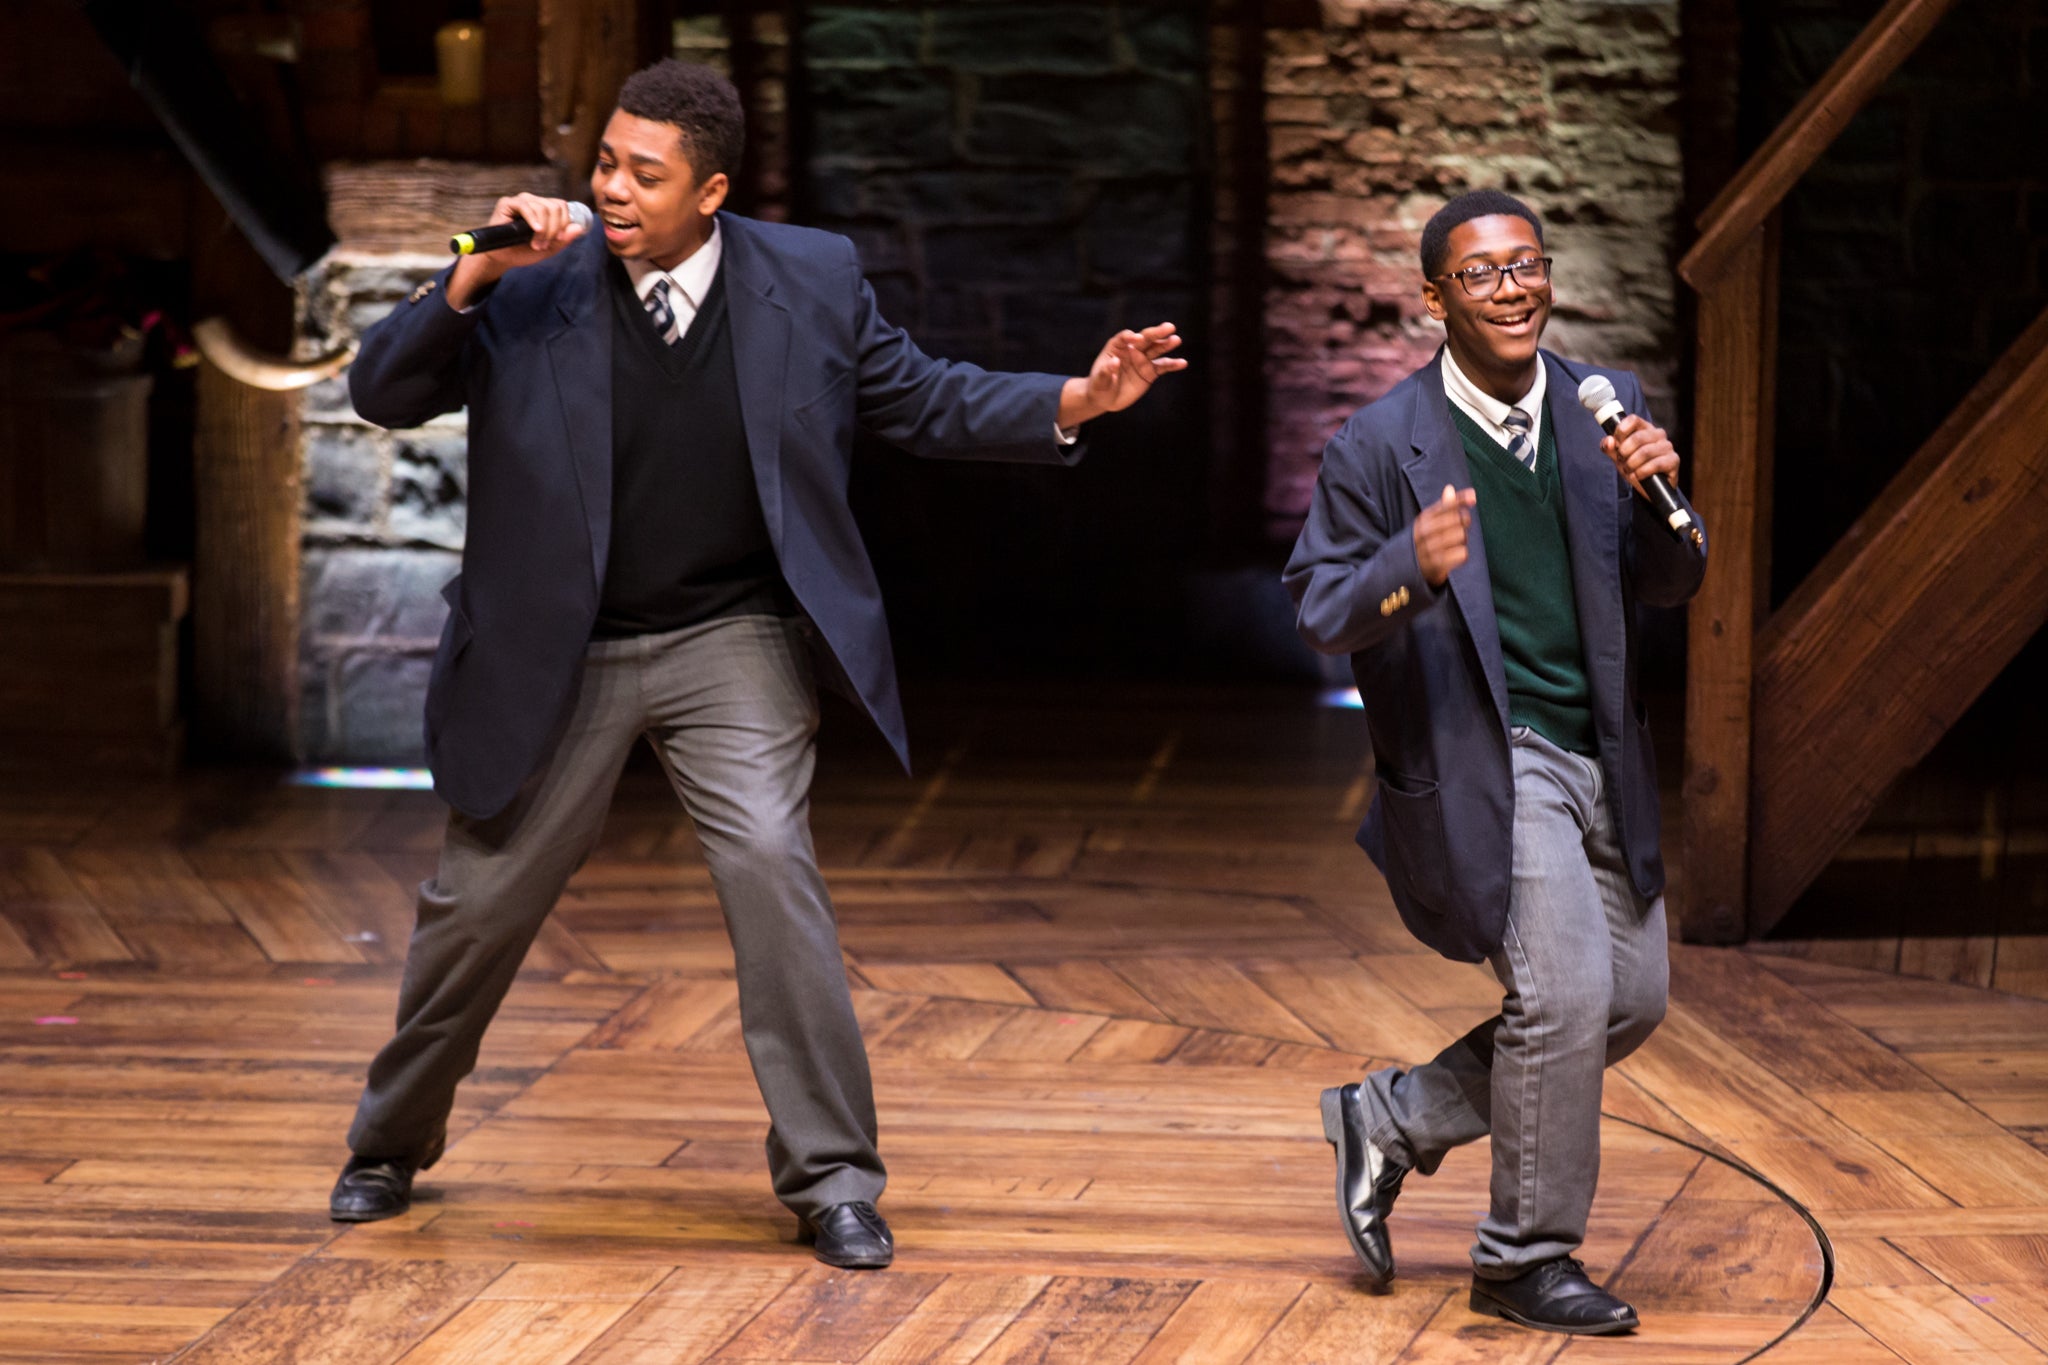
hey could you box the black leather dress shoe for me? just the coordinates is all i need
[797,1201,894,1269]
[1320,1083,1408,1286]
[1470,1257,1639,1335]
[328,1126,446,1223]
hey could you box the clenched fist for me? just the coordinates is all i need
[446,194,589,309]
[1600,413,1680,493]
[1414,484,1477,587]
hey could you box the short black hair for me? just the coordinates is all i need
[616,59,745,182]
[1420,189,1544,278]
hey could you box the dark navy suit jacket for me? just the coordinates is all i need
[1283,349,1707,961]
[349,212,1074,819]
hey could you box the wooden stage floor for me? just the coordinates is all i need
[2,686,2045,1363]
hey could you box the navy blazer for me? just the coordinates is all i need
[349,213,1075,819]
[1283,349,1707,961]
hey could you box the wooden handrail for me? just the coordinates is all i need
[1678,0,1961,291]
[1745,302,2048,930]
[193,318,355,392]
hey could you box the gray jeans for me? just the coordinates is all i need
[1361,726,1668,1277]
[346,613,884,1217]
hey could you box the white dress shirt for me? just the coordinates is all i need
[1441,346,1546,466]
[624,218,724,339]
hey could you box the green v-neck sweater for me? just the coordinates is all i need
[1448,401,1596,756]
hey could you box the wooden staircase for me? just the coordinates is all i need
[1677,0,2048,941]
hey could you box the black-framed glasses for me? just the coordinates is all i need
[1431,256,1553,298]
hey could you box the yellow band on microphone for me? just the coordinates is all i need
[450,232,478,255]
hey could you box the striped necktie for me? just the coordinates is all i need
[644,277,681,346]
[1503,406,1537,473]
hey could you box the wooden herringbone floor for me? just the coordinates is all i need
[2,686,2044,1362]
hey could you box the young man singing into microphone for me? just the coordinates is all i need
[330,58,1184,1268]
[1284,189,1706,1333]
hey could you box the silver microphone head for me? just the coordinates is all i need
[1576,373,1624,428]
[566,201,594,230]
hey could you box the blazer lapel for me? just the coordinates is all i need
[546,233,614,593]
[1544,352,1626,748]
[715,214,790,548]
[1405,352,1510,728]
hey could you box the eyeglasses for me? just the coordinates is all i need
[1430,256,1553,298]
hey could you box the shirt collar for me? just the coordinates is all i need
[1440,344,1546,438]
[623,217,723,310]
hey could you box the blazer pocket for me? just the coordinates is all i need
[424,589,472,744]
[790,365,854,414]
[434,577,473,671]
[1376,771,1452,913]
[437,576,474,662]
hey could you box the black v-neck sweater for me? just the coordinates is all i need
[593,257,792,638]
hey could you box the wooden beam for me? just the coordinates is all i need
[1678,0,1959,292]
[185,181,298,760]
[539,0,639,190]
[1679,223,1776,945]
[1748,305,2048,933]
[1202,0,1269,553]
[192,361,300,760]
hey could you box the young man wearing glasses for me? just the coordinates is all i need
[1283,189,1706,1334]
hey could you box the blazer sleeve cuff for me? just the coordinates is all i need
[1405,527,1443,606]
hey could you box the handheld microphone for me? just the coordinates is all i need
[451,201,592,256]
[1576,374,1704,550]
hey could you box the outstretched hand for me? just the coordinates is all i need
[1058,322,1188,428]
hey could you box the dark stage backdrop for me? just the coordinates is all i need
[1755,0,2048,603]
[793,2,1213,676]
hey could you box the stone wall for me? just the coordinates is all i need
[295,252,458,762]
[1258,0,1684,537]
[795,1,1210,670]
[800,2,1204,373]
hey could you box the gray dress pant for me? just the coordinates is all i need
[1361,726,1668,1277]
[346,613,884,1217]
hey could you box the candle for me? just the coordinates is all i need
[436,21,483,107]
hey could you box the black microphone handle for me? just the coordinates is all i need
[1597,413,1704,550]
[450,217,535,255]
